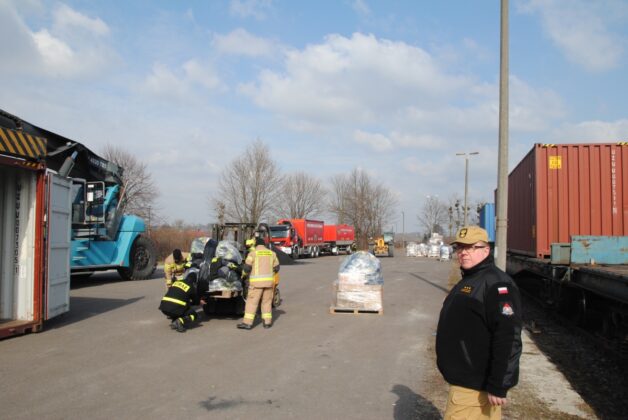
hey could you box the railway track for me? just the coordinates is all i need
[518,283,628,419]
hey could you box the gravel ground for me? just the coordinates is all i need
[519,296,628,419]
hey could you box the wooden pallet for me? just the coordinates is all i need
[329,306,383,315]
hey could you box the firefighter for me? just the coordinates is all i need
[163,248,190,289]
[244,238,256,259]
[159,273,208,332]
[237,237,280,330]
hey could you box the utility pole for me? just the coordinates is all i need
[456,152,479,226]
[401,210,405,249]
[496,0,509,271]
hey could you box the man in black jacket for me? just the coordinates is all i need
[159,274,208,333]
[436,226,522,419]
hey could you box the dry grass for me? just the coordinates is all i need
[149,227,210,262]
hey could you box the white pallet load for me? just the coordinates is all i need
[331,251,383,314]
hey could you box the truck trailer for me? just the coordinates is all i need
[321,224,355,255]
[269,218,324,258]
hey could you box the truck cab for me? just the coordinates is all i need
[269,224,299,258]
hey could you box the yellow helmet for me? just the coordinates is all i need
[245,239,255,247]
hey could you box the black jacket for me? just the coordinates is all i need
[436,255,522,397]
[159,277,203,317]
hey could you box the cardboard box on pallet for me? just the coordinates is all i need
[332,283,382,311]
[332,251,384,311]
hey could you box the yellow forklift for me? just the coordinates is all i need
[371,231,395,257]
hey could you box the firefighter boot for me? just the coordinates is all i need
[237,322,252,330]
[173,318,186,333]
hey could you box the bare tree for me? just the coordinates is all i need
[102,144,158,221]
[328,168,397,249]
[211,140,282,224]
[274,172,326,219]
[418,196,449,237]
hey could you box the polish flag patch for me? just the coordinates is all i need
[498,287,509,295]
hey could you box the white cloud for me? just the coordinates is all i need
[241,33,471,126]
[183,60,222,90]
[240,31,569,164]
[32,28,75,70]
[52,4,109,36]
[213,28,276,57]
[353,130,392,151]
[141,63,189,98]
[0,2,43,72]
[229,0,272,20]
[509,75,566,131]
[352,0,371,17]
[518,0,625,72]
[547,119,628,142]
[0,2,117,78]
[140,60,224,100]
[389,131,444,150]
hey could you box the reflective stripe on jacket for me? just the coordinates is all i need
[245,245,279,288]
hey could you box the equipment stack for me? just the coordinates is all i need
[330,251,383,314]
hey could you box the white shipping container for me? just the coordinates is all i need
[0,162,71,338]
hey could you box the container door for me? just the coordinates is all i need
[46,174,71,319]
[1,166,37,323]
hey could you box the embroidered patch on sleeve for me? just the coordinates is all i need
[498,287,509,295]
[501,302,514,316]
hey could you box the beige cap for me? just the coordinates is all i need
[451,226,489,245]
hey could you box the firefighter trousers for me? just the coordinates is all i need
[242,286,273,325]
[162,307,197,327]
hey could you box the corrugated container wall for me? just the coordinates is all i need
[508,143,628,258]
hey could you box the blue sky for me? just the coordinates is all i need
[1,0,627,232]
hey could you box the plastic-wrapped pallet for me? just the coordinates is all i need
[332,251,383,312]
[406,242,420,257]
[215,241,243,264]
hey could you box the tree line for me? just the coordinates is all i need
[103,141,485,253]
[211,140,397,249]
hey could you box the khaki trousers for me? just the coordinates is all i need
[242,286,273,325]
[444,385,501,420]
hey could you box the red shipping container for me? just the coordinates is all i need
[507,143,628,258]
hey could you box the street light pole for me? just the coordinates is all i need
[401,210,405,249]
[456,152,479,226]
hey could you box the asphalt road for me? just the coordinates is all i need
[0,254,453,419]
[0,254,594,419]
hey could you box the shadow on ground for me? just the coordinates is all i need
[392,384,441,420]
[45,296,144,329]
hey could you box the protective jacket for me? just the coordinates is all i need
[159,276,205,317]
[164,252,191,280]
[243,245,279,288]
[436,255,522,398]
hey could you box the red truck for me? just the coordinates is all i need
[269,219,325,258]
[321,224,355,255]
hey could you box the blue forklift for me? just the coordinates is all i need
[0,109,157,280]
